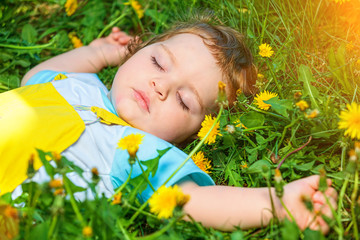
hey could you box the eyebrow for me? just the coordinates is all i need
[160,44,177,65]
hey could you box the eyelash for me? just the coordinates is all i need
[177,92,189,111]
[151,56,188,111]
[151,56,165,72]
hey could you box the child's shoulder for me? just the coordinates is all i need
[26,70,107,92]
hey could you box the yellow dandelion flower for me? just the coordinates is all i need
[118,133,144,158]
[257,73,264,79]
[68,33,83,48]
[356,59,360,67]
[192,151,211,173]
[295,100,309,111]
[254,90,278,110]
[111,192,122,205]
[259,43,274,58]
[236,89,242,96]
[240,162,248,168]
[82,226,93,237]
[0,203,19,239]
[149,185,190,219]
[65,0,78,16]
[4,205,18,220]
[197,115,221,144]
[49,179,62,189]
[125,0,144,19]
[338,102,360,139]
[218,81,226,91]
[306,109,320,119]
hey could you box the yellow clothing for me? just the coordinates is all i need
[0,83,85,194]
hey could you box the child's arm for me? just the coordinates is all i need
[21,27,131,86]
[180,175,337,233]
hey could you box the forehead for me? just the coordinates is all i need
[157,33,221,110]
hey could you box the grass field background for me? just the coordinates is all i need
[0,0,360,239]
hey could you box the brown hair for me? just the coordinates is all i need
[124,17,257,108]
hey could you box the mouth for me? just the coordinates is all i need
[133,89,150,113]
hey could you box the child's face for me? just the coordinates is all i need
[110,33,222,143]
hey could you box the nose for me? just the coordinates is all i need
[151,79,169,100]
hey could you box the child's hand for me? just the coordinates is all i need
[89,27,134,67]
[281,175,338,234]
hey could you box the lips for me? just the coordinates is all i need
[133,89,150,113]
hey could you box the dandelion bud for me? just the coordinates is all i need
[49,179,63,189]
[82,226,93,237]
[294,91,302,99]
[27,154,35,179]
[91,167,100,184]
[51,195,64,215]
[216,81,228,107]
[345,149,357,174]
[274,169,284,198]
[355,142,360,154]
[54,188,65,196]
[305,109,320,119]
[318,168,328,192]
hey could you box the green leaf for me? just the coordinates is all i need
[36,149,55,178]
[21,23,37,44]
[328,45,351,94]
[29,221,49,240]
[298,65,319,109]
[140,147,171,178]
[281,218,300,240]
[293,160,314,171]
[240,111,265,128]
[264,97,292,118]
[225,160,241,187]
[303,228,326,240]
[245,159,272,174]
[14,59,30,67]
[64,176,86,193]
[128,147,171,199]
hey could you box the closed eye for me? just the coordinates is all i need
[176,92,189,111]
[151,56,165,72]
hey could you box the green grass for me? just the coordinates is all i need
[1,0,360,239]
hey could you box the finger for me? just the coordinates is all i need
[325,187,338,200]
[309,216,330,235]
[313,189,338,207]
[327,178,332,186]
[119,36,131,44]
[303,175,320,190]
[112,26,120,33]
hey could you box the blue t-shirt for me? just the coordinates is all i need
[13,70,214,202]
